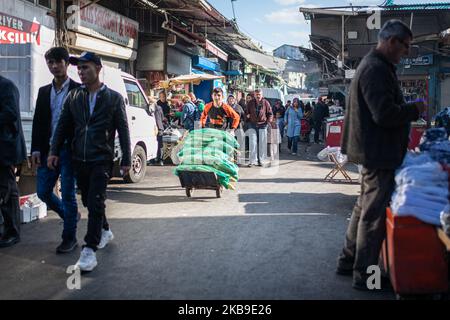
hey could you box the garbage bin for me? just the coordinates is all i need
[325,116,344,147]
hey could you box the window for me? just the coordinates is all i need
[38,0,52,8]
[0,44,31,113]
[125,81,148,109]
[23,0,52,9]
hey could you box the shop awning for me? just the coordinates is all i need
[233,45,286,73]
[159,74,225,88]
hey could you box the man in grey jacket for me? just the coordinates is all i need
[336,20,425,291]
[0,76,27,248]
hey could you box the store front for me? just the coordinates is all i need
[0,0,59,153]
[66,0,139,73]
[398,54,437,122]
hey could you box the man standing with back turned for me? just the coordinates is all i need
[48,52,131,272]
[0,76,27,248]
[336,20,425,291]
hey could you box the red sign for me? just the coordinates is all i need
[0,12,41,45]
[205,39,228,62]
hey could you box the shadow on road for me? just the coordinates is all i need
[239,178,356,184]
[0,215,394,300]
[239,192,356,216]
[106,189,211,205]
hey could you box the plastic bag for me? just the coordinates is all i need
[317,146,347,164]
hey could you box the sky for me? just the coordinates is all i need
[208,0,443,53]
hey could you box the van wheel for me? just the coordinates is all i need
[124,146,146,183]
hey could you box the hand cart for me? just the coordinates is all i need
[178,171,224,198]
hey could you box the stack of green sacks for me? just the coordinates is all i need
[174,128,240,190]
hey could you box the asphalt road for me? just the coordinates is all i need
[0,142,394,300]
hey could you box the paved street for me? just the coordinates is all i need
[0,143,394,300]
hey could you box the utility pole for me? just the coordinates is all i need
[231,0,238,24]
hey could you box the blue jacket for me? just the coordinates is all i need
[182,102,196,131]
[284,107,303,137]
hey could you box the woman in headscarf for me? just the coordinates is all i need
[284,98,303,155]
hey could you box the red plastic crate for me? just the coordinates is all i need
[408,123,426,150]
[385,208,448,295]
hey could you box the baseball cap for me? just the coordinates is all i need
[68,51,102,66]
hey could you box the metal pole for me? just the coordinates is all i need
[231,0,237,24]
[341,15,345,69]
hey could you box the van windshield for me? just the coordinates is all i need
[125,80,148,109]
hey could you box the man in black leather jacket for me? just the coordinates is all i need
[48,52,131,272]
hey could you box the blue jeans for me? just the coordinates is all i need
[287,136,299,154]
[277,118,285,139]
[37,147,78,241]
[248,125,268,164]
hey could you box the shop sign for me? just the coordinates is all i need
[67,0,139,48]
[319,87,329,95]
[401,54,433,66]
[192,56,219,72]
[345,69,356,79]
[0,12,41,45]
[205,39,228,62]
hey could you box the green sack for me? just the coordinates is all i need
[178,147,230,161]
[185,128,240,149]
[179,154,238,179]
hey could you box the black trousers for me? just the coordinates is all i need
[337,168,395,283]
[156,133,163,162]
[0,166,20,238]
[314,121,323,143]
[74,161,112,251]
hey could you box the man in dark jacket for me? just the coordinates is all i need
[152,97,165,166]
[312,97,329,143]
[157,91,171,125]
[31,47,80,254]
[245,89,273,167]
[336,20,425,291]
[48,52,131,272]
[0,76,27,248]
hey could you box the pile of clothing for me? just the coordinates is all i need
[434,107,450,136]
[391,161,448,225]
[419,128,450,164]
[392,127,450,233]
[174,128,239,190]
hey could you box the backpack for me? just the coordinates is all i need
[193,104,201,122]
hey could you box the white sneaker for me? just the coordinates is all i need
[98,229,114,249]
[75,247,97,272]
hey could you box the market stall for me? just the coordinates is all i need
[383,127,450,299]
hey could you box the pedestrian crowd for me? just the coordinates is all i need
[0,43,332,273]
[2,20,417,293]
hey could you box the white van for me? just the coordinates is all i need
[260,88,285,107]
[63,65,158,183]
